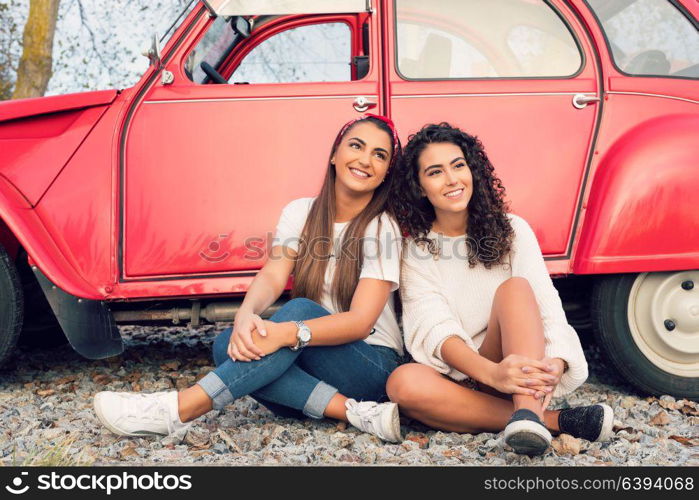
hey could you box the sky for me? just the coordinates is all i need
[3,0,192,96]
[3,0,697,97]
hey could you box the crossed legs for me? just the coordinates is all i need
[387,277,562,433]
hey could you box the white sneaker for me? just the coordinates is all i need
[345,399,402,443]
[93,391,189,437]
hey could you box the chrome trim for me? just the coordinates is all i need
[161,70,175,85]
[607,91,698,105]
[572,93,600,109]
[144,95,378,104]
[392,92,596,99]
[353,96,377,112]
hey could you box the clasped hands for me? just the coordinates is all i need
[484,354,566,410]
[227,312,296,362]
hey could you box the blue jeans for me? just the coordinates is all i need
[197,298,400,419]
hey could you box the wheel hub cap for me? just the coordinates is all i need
[628,271,699,377]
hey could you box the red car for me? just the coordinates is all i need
[0,0,697,398]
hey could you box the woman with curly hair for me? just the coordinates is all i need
[387,123,614,456]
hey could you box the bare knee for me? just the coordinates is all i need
[387,364,439,409]
[496,277,532,296]
[494,277,539,310]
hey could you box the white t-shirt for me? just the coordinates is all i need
[273,197,404,354]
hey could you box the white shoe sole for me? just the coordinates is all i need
[504,420,552,456]
[380,402,402,443]
[93,392,166,437]
[596,404,614,442]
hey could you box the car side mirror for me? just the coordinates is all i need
[141,34,162,67]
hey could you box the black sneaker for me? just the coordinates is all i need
[558,404,614,442]
[504,409,552,456]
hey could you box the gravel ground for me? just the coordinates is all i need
[0,324,697,466]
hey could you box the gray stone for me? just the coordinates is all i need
[1,324,694,466]
[211,443,228,454]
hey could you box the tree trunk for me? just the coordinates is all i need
[12,0,60,99]
[0,2,18,100]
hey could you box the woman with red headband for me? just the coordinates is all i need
[93,115,405,442]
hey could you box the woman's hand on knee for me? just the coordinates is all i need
[485,354,552,396]
[229,320,296,361]
[229,311,268,361]
[520,368,558,401]
[248,321,295,357]
[528,357,565,409]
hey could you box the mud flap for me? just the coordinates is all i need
[31,268,123,359]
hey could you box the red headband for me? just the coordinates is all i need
[335,113,401,155]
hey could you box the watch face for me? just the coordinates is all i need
[299,328,311,342]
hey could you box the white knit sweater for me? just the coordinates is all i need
[400,214,588,397]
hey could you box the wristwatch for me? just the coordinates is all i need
[290,321,312,351]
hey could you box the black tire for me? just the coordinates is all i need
[591,273,699,400]
[0,244,23,366]
[14,251,67,349]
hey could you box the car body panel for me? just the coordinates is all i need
[570,0,699,274]
[387,0,601,257]
[0,91,117,206]
[0,90,117,123]
[32,96,128,294]
[122,11,382,279]
[573,109,699,274]
[0,174,100,299]
[0,0,696,302]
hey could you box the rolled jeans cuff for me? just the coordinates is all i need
[302,380,338,419]
[197,372,234,410]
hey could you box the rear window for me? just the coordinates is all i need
[587,0,699,78]
[395,0,582,79]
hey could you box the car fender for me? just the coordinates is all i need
[573,114,699,274]
[0,175,101,300]
[0,90,117,206]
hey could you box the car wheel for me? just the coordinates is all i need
[592,272,699,400]
[0,244,23,366]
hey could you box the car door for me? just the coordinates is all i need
[573,0,699,273]
[387,0,601,262]
[122,0,382,281]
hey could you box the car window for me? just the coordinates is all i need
[395,0,582,79]
[587,0,699,78]
[230,23,352,83]
[397,21,498,78]
[506,24,582,77]
[187,16,241,84]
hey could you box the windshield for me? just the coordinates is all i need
[158,0,199,45]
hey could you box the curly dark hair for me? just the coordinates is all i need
[390,123,514,268]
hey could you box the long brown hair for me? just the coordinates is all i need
[292,116,400,311]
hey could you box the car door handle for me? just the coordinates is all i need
[353,96,377,112]
[572,93,601,109]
